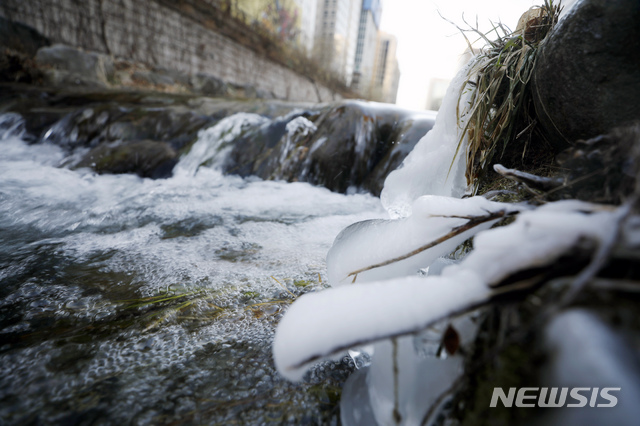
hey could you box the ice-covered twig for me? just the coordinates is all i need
[327,196,523,285]
[275,200,619,382]
[493,164,563,192]
[346,209,514,279]
[273,272,492,381]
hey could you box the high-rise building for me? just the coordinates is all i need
[313,0,361,86]
[371,31,400,103]
[293,0,318,54]
[351,0,381,96]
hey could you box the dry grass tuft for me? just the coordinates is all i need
[451,1,562,194]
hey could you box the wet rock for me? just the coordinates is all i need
[131,70,176,87]
[1,84,432,194]
[39,107,114,150]
[224,101,435,195]
[33,102,213,153]
[76,139,177,178]
[533,0,640,146]
[35,44,115,87]
[191,72,229,97]
[223,112,300,177]
[151,66,190,86]
[102,107,213,150]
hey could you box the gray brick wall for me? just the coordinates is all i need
[1,0,339,102]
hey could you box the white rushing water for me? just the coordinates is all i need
[1,115,385,295]
[0,112,386,423]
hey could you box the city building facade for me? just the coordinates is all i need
[293,0,318,54]
[234,0,400,103]
[371,31,400,103]
[351,0,381,96]
[313,0,361,86]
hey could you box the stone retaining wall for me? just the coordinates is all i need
[0,0,339,102]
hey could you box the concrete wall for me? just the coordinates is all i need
[0,0,339,102]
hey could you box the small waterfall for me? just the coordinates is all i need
[0,112,26,140]
[174,112,269,177]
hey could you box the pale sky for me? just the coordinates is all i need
[379,0,541,110]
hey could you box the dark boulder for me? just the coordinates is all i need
[35,102,213,153]
[0,17,49,84]
[533,0,640,146]
[0,49,43,84]
[223,101,435,195]
[1,84,434,193]
[131,70,176,87]
[191,73,229,97]
[35,44,115,87]
[76,139,177,178]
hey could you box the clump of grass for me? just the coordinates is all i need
[116,276,321,331]
[451,0,562,194]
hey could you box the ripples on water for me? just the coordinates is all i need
[0,113,385,424]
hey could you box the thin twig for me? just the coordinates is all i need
[346,210,514,279]
[561,199,636,304]
[271,276,296,298]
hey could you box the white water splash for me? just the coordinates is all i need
[174,112,269,177]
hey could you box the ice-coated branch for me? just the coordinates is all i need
[346,209,515,280]
[327,195,523,285]
[273,271,492,381]
[274,200,619,382]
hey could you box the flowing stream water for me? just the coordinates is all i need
[0,112,386,424]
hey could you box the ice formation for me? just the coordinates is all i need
[541,309,640,424]
[280,116,317,164]
[326,195,522,285]
[273,272,485,381]
[380,60,475,219]
[273,201,618,383]
[267,31,628,422]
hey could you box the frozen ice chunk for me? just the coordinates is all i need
[285,116,317,135]
[275,200,620,382]
[326,195,521,285]
[272,271,488,381]
[455,201,617,286]
[279,116,317,165]
[540,309,640,425]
